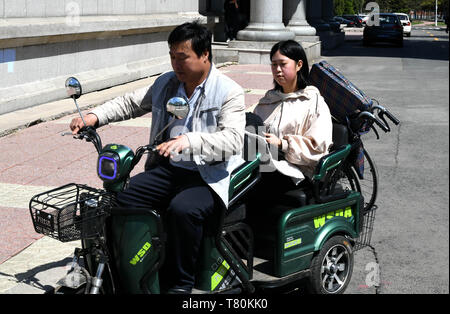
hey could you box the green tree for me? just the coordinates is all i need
[420,0,435,10]
[391,0,410,12]
[334,0,345,15]
[334,0,356,15]
[353,0,365,13]
[345,0,355,13]
[419,0,449,13]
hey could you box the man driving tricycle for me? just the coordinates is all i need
[30,22,379,295]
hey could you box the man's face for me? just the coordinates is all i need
[169,40,209,83]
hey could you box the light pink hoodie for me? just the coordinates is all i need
[253,85,333,179]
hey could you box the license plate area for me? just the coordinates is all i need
[35,210,55,231]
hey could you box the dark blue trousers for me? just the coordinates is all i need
[116,158,216,292]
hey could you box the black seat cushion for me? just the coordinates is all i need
[224,203,246,225]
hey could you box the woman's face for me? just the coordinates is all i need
[270,50,302,93]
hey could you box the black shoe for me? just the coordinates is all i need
[166,287,191,294]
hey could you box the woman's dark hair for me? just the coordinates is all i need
[168,21,213,62]
[270,40,310,91]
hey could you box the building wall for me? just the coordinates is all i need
[0,0,200,18]
[0,0,206,115]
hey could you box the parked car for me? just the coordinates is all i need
[359,14,370,25]
[342,14,364,27]
[333,16,356,27]
[394,13,412,37]
[363,13,404,47]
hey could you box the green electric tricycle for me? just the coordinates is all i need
[29,77,381,294]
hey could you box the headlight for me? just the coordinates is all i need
[98,152,120,181]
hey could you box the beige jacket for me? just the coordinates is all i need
[253,85,333,179]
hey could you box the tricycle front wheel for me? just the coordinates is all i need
[308,236,354,294]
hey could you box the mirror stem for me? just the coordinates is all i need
[152,116,176,145]
[73,96,87,128]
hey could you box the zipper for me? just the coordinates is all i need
[277,102,284,137]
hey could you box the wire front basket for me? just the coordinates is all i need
[29,183,113,242]
[354,205,377,251]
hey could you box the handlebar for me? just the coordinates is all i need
[129,144,158,170]
[62,127,158,176]
[61,126,102,154]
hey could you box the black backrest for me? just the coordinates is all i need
[332,123,349,151]
[244,112,265,161]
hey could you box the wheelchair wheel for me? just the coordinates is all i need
[328,163,361,197]
[353,148,378,212]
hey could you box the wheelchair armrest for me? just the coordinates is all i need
[312,144,352,182]
[311,144,352,204]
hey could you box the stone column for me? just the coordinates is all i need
[237,0,294,41]
[322,0,340,32]
[283,0,317,37]
[307,0,331,31]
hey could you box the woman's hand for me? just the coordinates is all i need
[263,132,282,148]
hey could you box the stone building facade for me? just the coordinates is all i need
[0,0,340,114]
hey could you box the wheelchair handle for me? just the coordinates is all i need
[371,103,400,131]
[382,108,400,125]
[358,111,389,133]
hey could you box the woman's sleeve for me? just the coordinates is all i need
[281,96,333,167]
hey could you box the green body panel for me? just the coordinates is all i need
[183,154,260,292]
[92,146,258,294]
[195,235,250,292]
[109,214,161,294]
[228,154,261,197]
[274,192,361,277]
[313,144,351,181]
[100,144,135,192]
[195,236,222,291]
[85,144,361,290]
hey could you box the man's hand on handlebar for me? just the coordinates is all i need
[156,135,191,159]
[70,114,99,135]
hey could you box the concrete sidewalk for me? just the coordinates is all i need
[0,62,281,294]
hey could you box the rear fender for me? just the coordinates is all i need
[274,192,361,277]
[311,194,361,252]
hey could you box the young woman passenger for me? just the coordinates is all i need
[252,40,333,197]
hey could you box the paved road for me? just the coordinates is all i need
[323,26,449,294]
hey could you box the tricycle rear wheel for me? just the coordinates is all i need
[307,235,354,294]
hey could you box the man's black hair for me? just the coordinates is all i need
[168,21,213,62]
[270,40,310,91]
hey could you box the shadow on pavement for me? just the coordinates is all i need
[0,257,72,293]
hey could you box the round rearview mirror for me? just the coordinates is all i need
[65,77,82,99]
[166,97,189,119]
